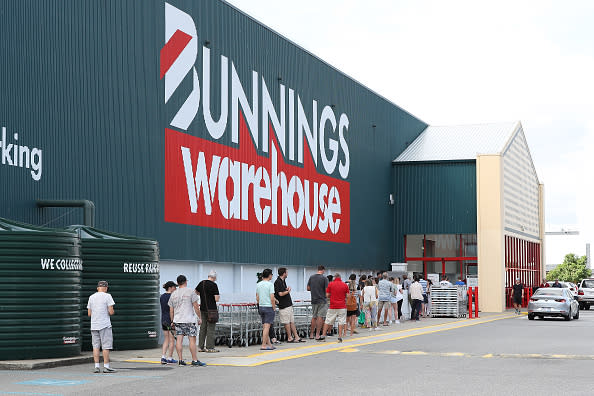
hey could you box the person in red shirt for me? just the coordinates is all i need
[318,273,349,343]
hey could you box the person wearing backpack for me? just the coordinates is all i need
[346,274,359,336]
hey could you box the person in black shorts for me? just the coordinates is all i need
[160,281,177,364]
[512,278,524,315]
[346,274,360,336]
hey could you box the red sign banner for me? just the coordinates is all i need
[164,116,350,243]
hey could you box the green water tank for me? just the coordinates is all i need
[0,218,82,360]
[68,226,160,351]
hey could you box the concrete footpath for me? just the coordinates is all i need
[0,312,517,370]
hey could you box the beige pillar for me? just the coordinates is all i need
[539,183,546,281]
[476,154,505,312]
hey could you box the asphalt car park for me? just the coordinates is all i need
[1,310,593,395]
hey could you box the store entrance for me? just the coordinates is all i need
[405,234,477,283]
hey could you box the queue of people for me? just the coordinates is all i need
[90,268,466,372]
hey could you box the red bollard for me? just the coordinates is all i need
[523,287,531,307]
[474,287,479,318]
[468,287,473,319]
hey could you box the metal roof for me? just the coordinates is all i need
[394,122,520,162]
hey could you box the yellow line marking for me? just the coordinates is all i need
[227,314,516,366]
[125,313,516,367]
[338,348,359,353]
[441,352,466,357]
[373,351,594,361]
[241,319,471,358]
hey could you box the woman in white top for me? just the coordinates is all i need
[362,279,378,330]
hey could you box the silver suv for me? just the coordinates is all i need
[578,279,594,310]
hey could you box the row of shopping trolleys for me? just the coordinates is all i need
[213,301,332,347]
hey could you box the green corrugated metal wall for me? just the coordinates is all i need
[392,161,477,262]
[0,0,427,268]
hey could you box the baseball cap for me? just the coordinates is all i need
[97,280,109,287]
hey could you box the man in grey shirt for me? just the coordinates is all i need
[377,273,394,326]
[307,265,328,340]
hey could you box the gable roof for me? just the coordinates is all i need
[394,121,521,162]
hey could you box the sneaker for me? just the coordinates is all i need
[93,367,101,373]
[191,360,206,367]
[337,337,343,343]
[160,357,168,365]
[166,358,178,364]
[395,320,400,324]
[178,360,188,366]
[103,367,116,373]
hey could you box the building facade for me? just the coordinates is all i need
[0,1,543,309]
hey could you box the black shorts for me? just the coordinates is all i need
[513,295,522,304]
[162,323,173,331]
[347,309,359,317]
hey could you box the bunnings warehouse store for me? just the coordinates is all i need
[1,0,545,356]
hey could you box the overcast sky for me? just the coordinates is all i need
[226,0,594,247]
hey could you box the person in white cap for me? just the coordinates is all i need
[87,280,116,373]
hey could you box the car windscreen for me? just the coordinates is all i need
[534,289,563,296]
[582,280,594,288]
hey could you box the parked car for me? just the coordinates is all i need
[527,288,579,321]
[546,281,578,299]
[578,278,594,310]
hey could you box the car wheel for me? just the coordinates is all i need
[573,307,580,320]
[528,313,534,320]
[586,304,591,310]
[564,308,572,321]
